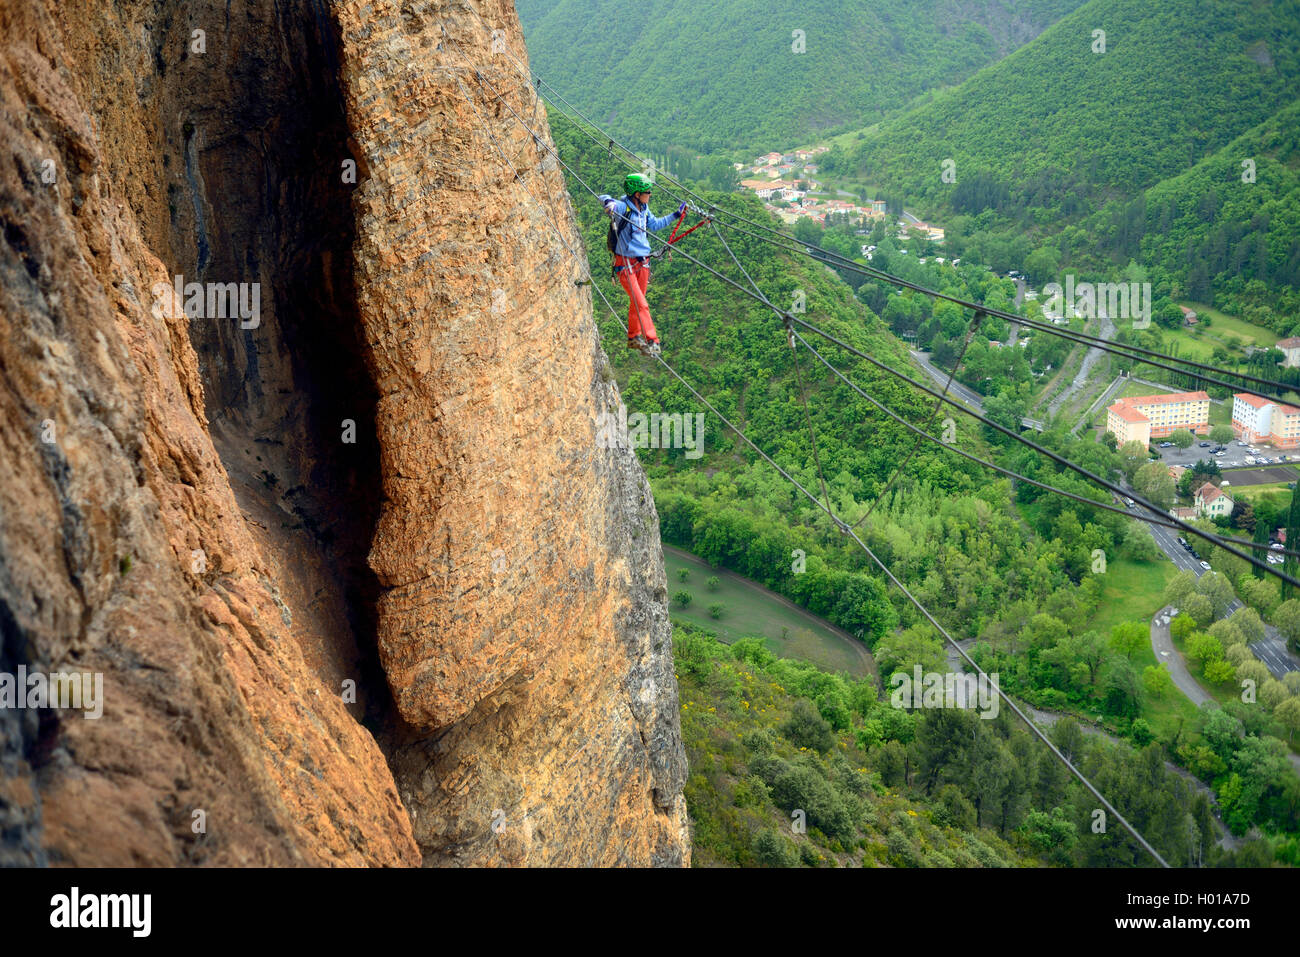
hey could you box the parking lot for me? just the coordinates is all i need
[1152,439,1298,472]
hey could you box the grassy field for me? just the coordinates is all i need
[1085,556,1179,638]
[1226,481,1293,502]
[1181,303,1279,349]
[663,546,875,678]
[1080,557,1199,741]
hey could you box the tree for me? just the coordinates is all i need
[1239,574,1280,616]
[1195,571,1235,618]
[1131,718,1154,746]
[677,568,690,582]
[1164,571,1198,609]
[674,590,693,608]
[1285,481,1300,601]
[1170,429,1195,449]
[1187,632,1225,667]
[1118,441,1149,482]
[1209,425,1235,445]
[1275,696,1300,741]
[780,699,836,754]
[1182,592,1214,626]
[708,602,724,619]
[1204,659,1236,684]
[1260,678,1291,711]
[707,575,720,591]
[1208,619,1245,649]
[1134,460,1175,509]
[1101,657,1143,718]
[1232,607,1265,644]
[875,625,946,678]
[751,829,798,867]
[1109,621,1147,659]
[1122,522,1162,561]
[1272,599,1300,644]
[1170,613,1199,642]
[1143,663,1173,697]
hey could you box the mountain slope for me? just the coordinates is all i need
[516,0,1087,152]
[836,0,1300,213]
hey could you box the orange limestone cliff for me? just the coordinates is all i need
[336,0,689,865]
[1,0,687,866]
[0,0,417,865]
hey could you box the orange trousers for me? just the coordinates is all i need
[615,255,658,342]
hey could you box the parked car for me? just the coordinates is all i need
[1199,441,1212,447]
[1271,543,1285,550]
[1200,561,1211,570]
[1159,441,1173,448]
[1237,441,1248,447]
[1178,537,1188,547]
[1268,554,1283,565]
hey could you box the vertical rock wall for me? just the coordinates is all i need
[0,0,418,865]
[0,0,687,867]
[335,0,688,865]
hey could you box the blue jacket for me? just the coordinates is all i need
[599,194,677,258]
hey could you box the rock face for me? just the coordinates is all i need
[0,0,417,867]
[0,0,687,867]
[335,0,688,865]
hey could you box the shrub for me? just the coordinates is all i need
[780,699,836,754]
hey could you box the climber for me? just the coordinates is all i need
[599,173,686,359]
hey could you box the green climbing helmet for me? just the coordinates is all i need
[623,172,654,195]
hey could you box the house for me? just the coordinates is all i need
[1276,337,1300,368]
[1194,482,1234,519]
[1105,391,1211,446]
[1171,506,1198,521]
[1180,305,1198,326]
[1232,393,1300,448]
[1168,464,1187,482]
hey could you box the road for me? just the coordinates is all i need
[1130,494,1300,678]
[910,350,1044,430]
[1149,605,1213,707]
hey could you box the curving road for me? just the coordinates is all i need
[1149,605,1213,707]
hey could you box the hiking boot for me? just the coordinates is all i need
[628,334,649,352]
[643,340,662,359]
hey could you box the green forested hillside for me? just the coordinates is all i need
[833,0,1300,210]
[675,622,1243,867]
[1103,100,1300,329]
[550,109,1300,863]
[516,0,1085,153]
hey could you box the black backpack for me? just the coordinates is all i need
[605,194,635,253]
